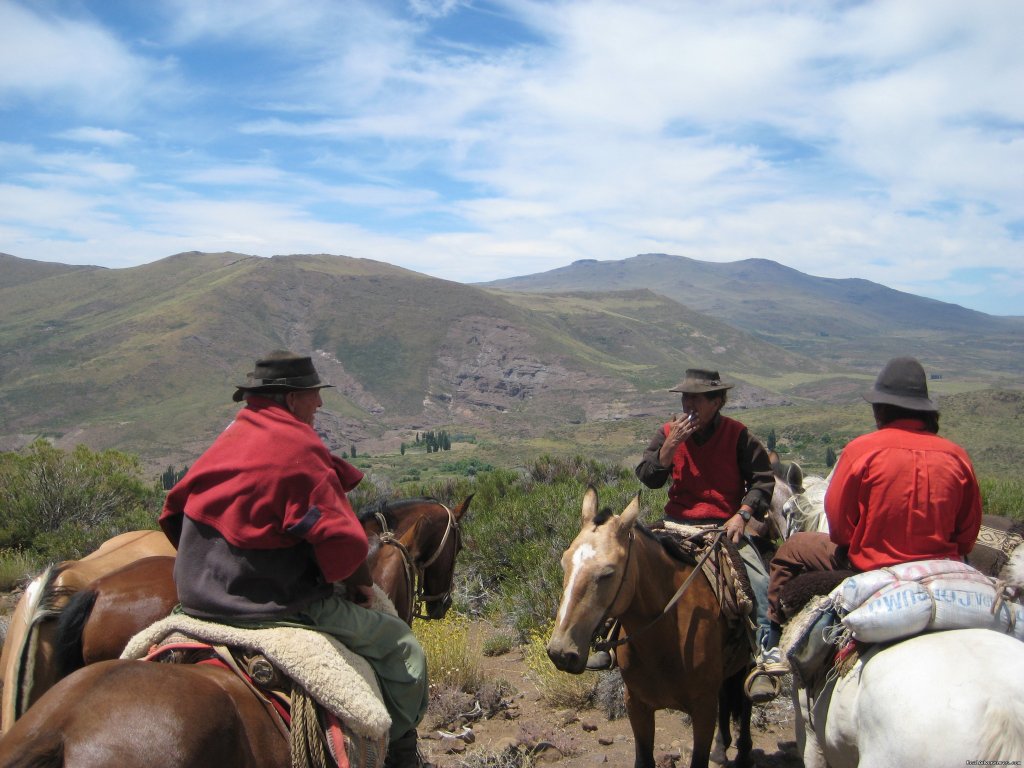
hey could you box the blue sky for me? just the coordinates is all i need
[1,0,1022,316]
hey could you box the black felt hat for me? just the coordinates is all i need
[232,350,334,402]
[863,356,936,412]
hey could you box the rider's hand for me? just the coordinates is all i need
[658,412,701,465]
[724,513,746,544]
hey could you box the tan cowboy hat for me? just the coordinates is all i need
[232,350,334,402]
[863,356,936,412]
[669,368,734,394]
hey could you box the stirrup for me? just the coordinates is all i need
[743,668,781,703]
[585,648,616,671]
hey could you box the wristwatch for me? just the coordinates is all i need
[738,508,752,522]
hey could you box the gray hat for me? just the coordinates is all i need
[863,356,936,412]
[232,350,334,403]
[669,368,734,394]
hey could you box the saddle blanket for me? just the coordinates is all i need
[121,608,391,740]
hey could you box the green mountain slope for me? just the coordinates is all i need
[482,253,1024,378]
[1,252,822,469]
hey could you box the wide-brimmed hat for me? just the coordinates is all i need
[863,356,936,412]
[232,350,334,402]
[669,368,734,394]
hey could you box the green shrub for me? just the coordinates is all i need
[0,548,45,591]
[482,629,517,657]
[523,621,596,708]
[414,612,484,693]
[0,441,163,560]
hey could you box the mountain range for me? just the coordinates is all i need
[1,251,1020,473]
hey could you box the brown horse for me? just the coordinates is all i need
[0,659,291,768]
[359,495,472,621]
[1,496,473,733]
[546,488,752,768]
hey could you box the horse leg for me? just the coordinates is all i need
[711,686,732,764]
[793,685,828,768]
[689,702,718,768]
[624,689,657,768]
[712,671,753,767]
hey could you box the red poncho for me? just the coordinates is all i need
[160,397,368,583]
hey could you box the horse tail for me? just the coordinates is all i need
[980,695,1024,762]
[53,587,98,679]
[3,565,66,725]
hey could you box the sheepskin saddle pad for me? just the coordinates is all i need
[121,611,391,741]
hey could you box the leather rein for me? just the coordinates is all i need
[375,504,461,620]
[594,527,726,652]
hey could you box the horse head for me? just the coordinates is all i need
[546,487,640,674]
[416,494,471,620]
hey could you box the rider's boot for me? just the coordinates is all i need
[744,622,788,704]
[385,728,429,768]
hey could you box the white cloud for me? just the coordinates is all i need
[54,127,139,147]
[1,0,1022,314]
[0,3,173,117]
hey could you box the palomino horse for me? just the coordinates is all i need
[792,627,1024,768]
[0,496,472,733]
[0,530,173,732]
[546,488,752,768]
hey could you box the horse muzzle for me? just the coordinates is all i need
[546,636,588,674]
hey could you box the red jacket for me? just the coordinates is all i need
[160,397,368,584]
[825,419,982,571]
[663,416,745,522]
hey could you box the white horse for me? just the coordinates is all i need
[764,454,828,540]
[793,627,1024,768]
[792,548,1024,767]
[779,473,830,536]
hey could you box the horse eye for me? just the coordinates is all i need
[596,566,616,580]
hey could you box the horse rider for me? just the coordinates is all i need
[589,368,778,702]
[159,350,429,768]
[746,356,983,701]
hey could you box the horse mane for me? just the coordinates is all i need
[593,506,615,526]
[358,497,441,527]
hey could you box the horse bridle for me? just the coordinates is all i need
[594,527,725,652]
[375,504,461,620]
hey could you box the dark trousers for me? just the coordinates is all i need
[766,532,851,625]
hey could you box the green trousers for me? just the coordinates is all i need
[290,595,429,742]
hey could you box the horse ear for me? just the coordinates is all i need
[453,494,473,521]
[787,462,805,493]
[619,496,641,529]
[581,486,599,524]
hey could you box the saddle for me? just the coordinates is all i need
[654,521,756,627]
[122,603,394,768]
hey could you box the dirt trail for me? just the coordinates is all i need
[420,638,804,767]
